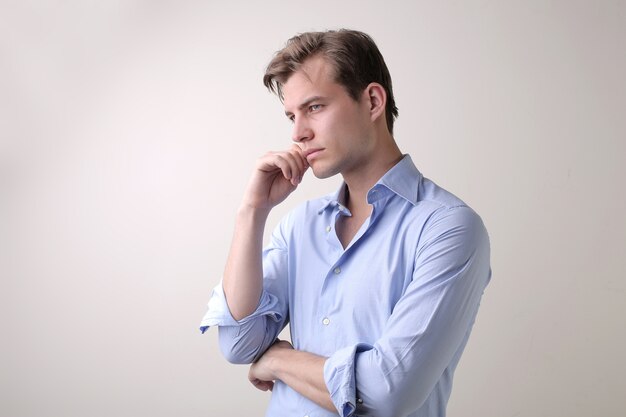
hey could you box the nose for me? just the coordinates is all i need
[291,118,313,143]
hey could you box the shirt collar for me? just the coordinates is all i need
[317,154,422,214]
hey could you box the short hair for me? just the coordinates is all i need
[263,29,399,133]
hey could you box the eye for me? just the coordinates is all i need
[309,104,322,112]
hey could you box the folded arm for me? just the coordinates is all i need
[249,206,491,417]
[249,340,335,412]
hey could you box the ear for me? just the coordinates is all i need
[363,82,387,123]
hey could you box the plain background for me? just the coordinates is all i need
[1,1,625,416]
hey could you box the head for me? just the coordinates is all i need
[263,29,398,134]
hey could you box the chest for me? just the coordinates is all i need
[287,214,420,353]
[335,212,369,249]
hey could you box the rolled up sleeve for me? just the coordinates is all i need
[199,219,291,364]
[323,206,491,417]
[198,281,284,331]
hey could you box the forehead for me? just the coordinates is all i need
[282,55,342,107]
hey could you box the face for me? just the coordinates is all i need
[282,55,375,179]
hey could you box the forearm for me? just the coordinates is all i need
[223,205,270,321]
[256,345,335,412]
[275,350,334,412]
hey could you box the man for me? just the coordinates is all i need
[200,29,491,417]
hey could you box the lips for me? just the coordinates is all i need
[304,148,324,161]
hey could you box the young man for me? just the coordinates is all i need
[200,29,491,417]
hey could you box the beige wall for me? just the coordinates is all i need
[1,1,624,416]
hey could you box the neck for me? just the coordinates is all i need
[342,134,403,216]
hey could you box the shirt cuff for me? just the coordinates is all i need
[323,343,371,417]
[198,281,283,333]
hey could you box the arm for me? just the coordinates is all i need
[249,340,335,412]
[249,206,491,416]
[223,146,309,320]
[199,146,309,364]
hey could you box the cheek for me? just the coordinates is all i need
[327,112,353,136]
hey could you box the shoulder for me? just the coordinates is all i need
[412,177,489,251]
[417,176,468,210]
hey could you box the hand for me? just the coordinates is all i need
[248,339,294,392]
[241,145,309,211]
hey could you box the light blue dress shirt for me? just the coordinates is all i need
[200,155,491,417]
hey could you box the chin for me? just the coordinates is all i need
[310,163,338,180]
[304,161,337,179]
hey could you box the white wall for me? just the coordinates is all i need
[1,1,624,416]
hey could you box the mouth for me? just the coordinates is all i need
[304,148,324,161]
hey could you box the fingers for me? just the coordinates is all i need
[244,146,309,210]
[280,149,308,186]
[249,363,275,392]
[260,147,309,186]
[289,144,309,174]
[275,154,300,186]
[271,338,294,350]
[250,378,274,392]
[276,340,294,349]
[290,146,309,185]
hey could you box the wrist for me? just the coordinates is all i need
[237,203,271,217]
[267,346,289,381]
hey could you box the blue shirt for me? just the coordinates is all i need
[200,155,491,417]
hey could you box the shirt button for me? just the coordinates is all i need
[322,317,330,325]
[326,225,331,232]
[334,267,341,274]
[357,398,363,404]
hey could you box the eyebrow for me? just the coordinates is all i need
[284,96,325,117]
